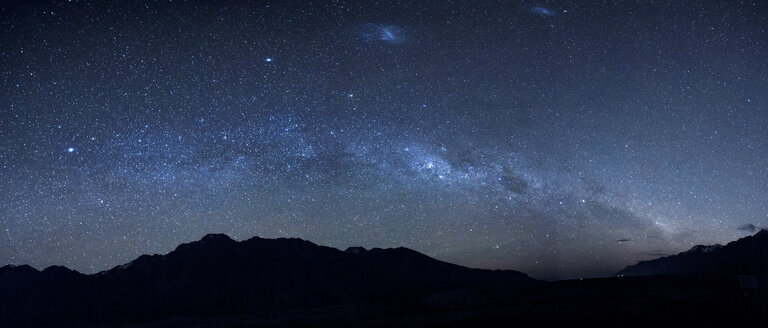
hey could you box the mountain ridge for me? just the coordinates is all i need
[0,233,533,327]
[617,230,768,277]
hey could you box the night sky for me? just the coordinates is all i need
[1,0,766,280]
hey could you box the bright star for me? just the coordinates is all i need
[67,147,75,153]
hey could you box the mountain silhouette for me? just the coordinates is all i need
[4,233,768,327]
[0,234,533,327]
[617,229,768,277]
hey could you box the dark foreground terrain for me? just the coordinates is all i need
[2,232,767,327]
[122,275,767,328]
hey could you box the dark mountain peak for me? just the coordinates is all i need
[243,235,263,243]
[0,264,38,274]
[174,233,236,253]
[275,236,310,243]
[42,265,71,271]
[754,229,768,238]
[200,233,235,243]
[345,246,367,254]
[241,236,319,249]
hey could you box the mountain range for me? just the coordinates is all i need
[618,229,768,278]
[2,231,768,327]
[0,234,532,327]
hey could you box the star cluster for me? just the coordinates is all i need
[1,1,766,279]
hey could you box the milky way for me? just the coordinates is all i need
[1,1,766,279]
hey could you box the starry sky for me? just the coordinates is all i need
[1,0,766,280]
